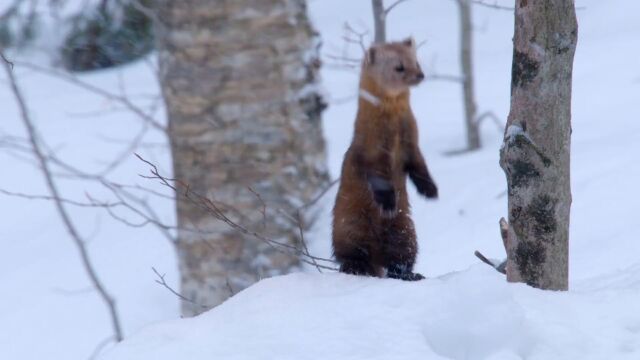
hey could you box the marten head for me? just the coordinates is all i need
[362,38,424,97]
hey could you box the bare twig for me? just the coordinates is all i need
[2,52,123,342]
[475,110,504,132]
[98,116,150,176]
[343,22,368,54]
[1,52,14,69]
[297,178,339,212]
[87,335,116,360]
[135,154,338,271]
[248,186,267,229]
[428,73,465,83]
[474,250,506,274]
[295,210,322,273]
[12,61,165,131]
[475,217,509,274]
[384,0,410,15]
[151,267,208,308]
[225,277,235,296]
[0,188,119,208]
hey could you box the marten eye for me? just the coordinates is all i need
[395,64,405,73]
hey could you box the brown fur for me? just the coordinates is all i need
[332,38,438,281]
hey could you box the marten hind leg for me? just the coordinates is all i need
[335,243,380,277]
[382,214,425,281]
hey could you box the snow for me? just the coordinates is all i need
[1,0,640,359]
[102,268,640,360]
[505,124,525,140]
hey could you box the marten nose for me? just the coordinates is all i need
[416,72,425,81]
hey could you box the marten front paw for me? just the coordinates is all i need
[373,188,397,217]
[418,180,438,199]
[410,173,438,199]
[368,176,398,216]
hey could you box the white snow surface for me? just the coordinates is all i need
[103,268,640,360]
[1,0,640,359]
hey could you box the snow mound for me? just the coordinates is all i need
[102,266,640,360]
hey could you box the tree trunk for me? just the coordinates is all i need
[457,0,481,150]
[500,0,577,290]
[372,0,386,43]
[156,0,330,316]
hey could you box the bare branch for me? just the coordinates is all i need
[87,335,116,360]
[1,51,123,342]
[135,154,338,271]
[474,250,506,274]
[295,210,322,273]
[152,267,209,309]
[428,73,465,83]
[11,61,165,132]
[384,0,410,15]
[475,110,504,132]
[1,52,14,69]
[0,188,119,208]
[474,217,509,274]
[225,277,235,296]
[343,22,369,54]
[297,178,339,212]
[247,186,267,229]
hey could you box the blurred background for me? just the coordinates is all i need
[0,0,638,359]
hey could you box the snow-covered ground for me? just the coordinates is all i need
[103,268,640,360]
[1,0,639,359]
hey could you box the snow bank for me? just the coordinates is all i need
[102,266,640,360]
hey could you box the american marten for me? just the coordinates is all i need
[332,38,438,281]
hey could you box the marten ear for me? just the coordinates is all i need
[402,37,416,49]
[366,47,377,65]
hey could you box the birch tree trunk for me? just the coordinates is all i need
[156,0,330,316]
[457,0,481,150]
[371,0,386,43]
[500,0,577,290]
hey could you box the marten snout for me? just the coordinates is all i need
[395,60,424,85]
[406,67,425,85]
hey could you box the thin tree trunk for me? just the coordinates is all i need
[499,0,577,290]
[2,55,123,340]
[457,0,481,150]
[372,0,386,43]
[156,0,330,316]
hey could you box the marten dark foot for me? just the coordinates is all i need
[412,176,438,199]
[387,263,425,281]
[419,180,438,199]
[339,259,377,277]
[368,176,397,216]
[391,272,425,281]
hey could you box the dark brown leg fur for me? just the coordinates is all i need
[335,244,380,277]
[381,213,425,281]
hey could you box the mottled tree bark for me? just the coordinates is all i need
[156,0,330,315]
[457,0,481,150]
[500,0,577,290]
